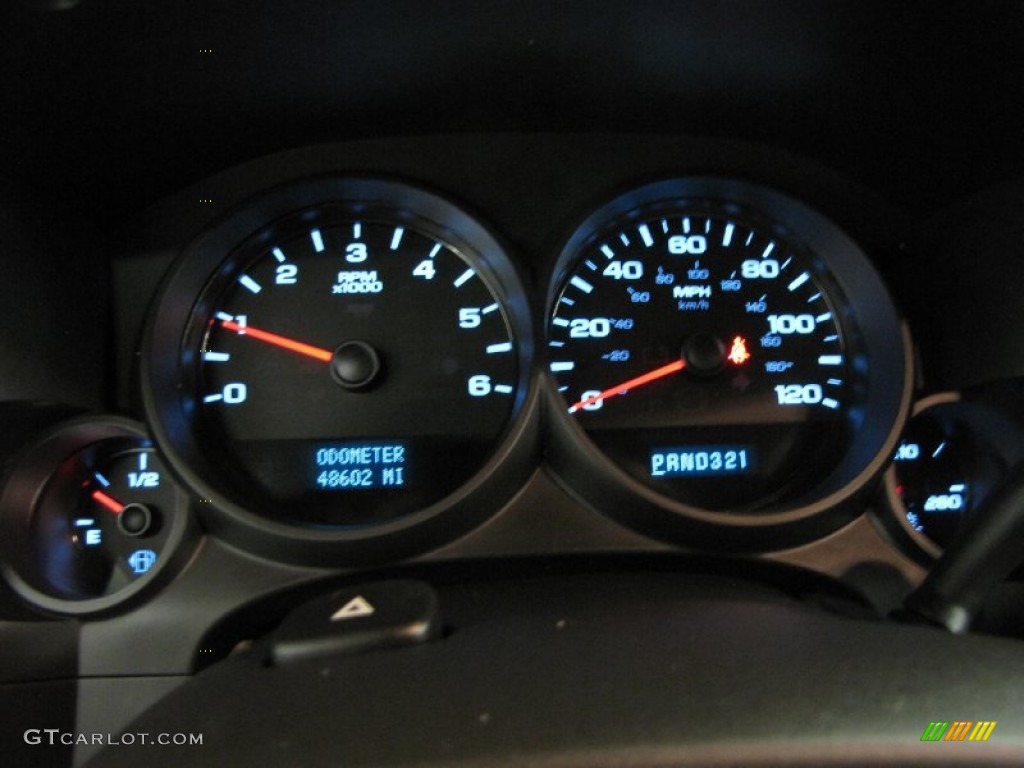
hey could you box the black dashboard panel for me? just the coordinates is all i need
[4,1,1024,766]
[118,136,910,544]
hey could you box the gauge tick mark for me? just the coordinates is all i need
[311,228,325,252]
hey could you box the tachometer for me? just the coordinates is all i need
[545,178,911,550]
[143,179,537,562]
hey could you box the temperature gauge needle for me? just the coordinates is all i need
[220,319,333,362]
[91,490,125,514]
[569,359,685,413]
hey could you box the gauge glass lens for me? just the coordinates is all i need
[891,416,973,549]
[184,206,520,525]
[30,447,175,600]
[549,201,860,512]
[887,400,1014,554]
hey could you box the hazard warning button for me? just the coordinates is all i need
[270,580,440,664]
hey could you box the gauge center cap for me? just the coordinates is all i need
[118,503,154,537]
[683,334,726,375]
[331,340,383,391]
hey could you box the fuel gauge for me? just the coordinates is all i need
[0,417,193,615]
[60,448,175,596]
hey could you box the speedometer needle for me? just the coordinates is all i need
[569,359,686,413]
[220,319,333,362]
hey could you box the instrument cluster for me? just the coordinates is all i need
[134,170,912,565]
[2,135,1023,615]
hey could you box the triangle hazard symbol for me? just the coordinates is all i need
[331,595,375,621]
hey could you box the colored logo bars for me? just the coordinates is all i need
[921,721,997,742]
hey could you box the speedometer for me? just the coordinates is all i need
[545,178,911,550]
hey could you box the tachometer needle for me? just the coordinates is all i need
[220,319,333,362]
[569,359,685,413]
[92,490,125,514]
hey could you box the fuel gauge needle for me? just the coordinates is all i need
[220,318,333,362]
[91,490,125,514]
[569,359,685,413]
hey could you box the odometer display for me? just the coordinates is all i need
[546,179,911,544]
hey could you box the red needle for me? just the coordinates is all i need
[220,319,333,362]
[92,490,125,514]
[569,359,686,413]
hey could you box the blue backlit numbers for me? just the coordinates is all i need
[741,259,779,279]
[603,260,643,280]
[222,383,247,404]
[203,382,247,405]
[686,263,710,280]
[275,263,298,285]
[569,317,611,338]
[775,383,823,406]
[668,235,707,255]
[127,472,160,489]
[894,442,921,462]
[458,307,482,329]
[467,374,492,397]
[768,314,815,335]
[313,443,407,490]
[127,451,161,489]
[412,259,436,280]
[317,469,374,488]
[923,487,966,512]
[345,243,368,263]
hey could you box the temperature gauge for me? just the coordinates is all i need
[0,418,193,615]
[882,393,1020,559]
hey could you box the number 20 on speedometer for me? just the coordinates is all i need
[545,178,911,548]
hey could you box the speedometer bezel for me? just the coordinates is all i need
[141,177,540,565]
[543,177,913,551]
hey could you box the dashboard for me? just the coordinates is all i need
[4,2,1024,766]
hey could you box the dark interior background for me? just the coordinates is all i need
[4,1,1024,218]
[4,4,1024,765]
